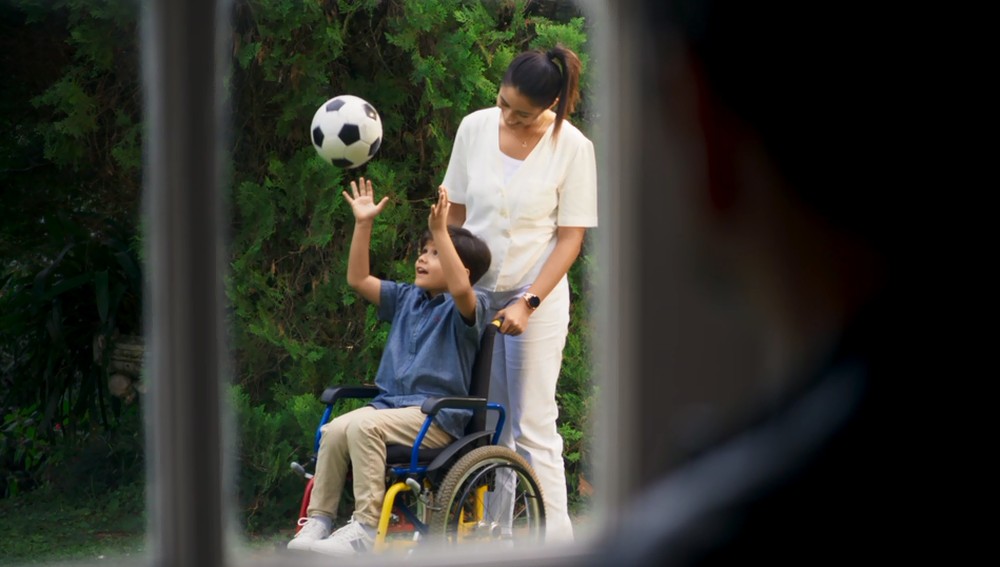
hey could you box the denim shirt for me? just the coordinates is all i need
[369,281,488,439]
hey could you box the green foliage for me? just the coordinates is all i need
[0,406,54,497]
[0,213,143,496]
[0,0,145,504]
[1,1,141,273]
[43,402,144,499]
[559,232,598,510]
[229,384,326,532]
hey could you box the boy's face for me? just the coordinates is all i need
[414,239,446,292]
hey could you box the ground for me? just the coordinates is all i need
[0,482,593,565]
[0,483,144,566]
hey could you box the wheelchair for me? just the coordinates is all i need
[289,320,546,552]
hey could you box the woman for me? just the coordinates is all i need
[442,44,597,542]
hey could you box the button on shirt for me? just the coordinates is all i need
[443,107,599,291]
[370,281,488,439]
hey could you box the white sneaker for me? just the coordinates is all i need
[310,516,375,556]
[287,517,331,551]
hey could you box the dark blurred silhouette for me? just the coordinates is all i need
[591,0,951,563]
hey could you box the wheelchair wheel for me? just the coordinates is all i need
[429,445,545,546]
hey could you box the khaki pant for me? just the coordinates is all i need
[307,406,453,527]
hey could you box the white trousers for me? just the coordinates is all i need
[484,277,574,542]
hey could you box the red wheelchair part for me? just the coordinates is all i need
[295,477,315,534]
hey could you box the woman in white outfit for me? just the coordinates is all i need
[442,44,598,542]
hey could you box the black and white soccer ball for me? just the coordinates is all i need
[310,95,383,168]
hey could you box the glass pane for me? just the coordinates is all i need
[221,0,605,560]
[2,0,615,565]
[0,1,148,564]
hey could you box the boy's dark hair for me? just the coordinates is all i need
[420,226,492,286]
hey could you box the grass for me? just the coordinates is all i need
[0,480,594,565]
[0,482,146,566]
[0,480,301,566]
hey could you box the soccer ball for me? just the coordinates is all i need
[310,95,383,168]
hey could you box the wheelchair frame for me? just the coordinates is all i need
[290,320,546,552]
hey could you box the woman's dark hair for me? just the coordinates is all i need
[419,226,492,286]
[502,44,582,136]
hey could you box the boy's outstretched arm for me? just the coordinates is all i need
[343,177,387,305]
[430,186,477,321]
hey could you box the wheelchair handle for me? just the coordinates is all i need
[290,461,313,480]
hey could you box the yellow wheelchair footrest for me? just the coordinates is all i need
[374,481,417,553]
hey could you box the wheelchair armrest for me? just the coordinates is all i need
[320,386,380,405]
[420,396,488,415]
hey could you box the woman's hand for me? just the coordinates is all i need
[342,177,388,222]
[496,299,533,336]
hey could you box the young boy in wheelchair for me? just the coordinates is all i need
[287,177,491,556]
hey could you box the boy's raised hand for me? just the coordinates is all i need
[429,185,450,233]
[342,177,388,222]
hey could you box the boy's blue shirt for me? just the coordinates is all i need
[369,280,489,439]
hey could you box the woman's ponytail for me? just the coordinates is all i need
[546,45,582,135]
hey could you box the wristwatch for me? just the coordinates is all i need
[522,292,541,311]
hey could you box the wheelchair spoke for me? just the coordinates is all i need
[429,446,546,547]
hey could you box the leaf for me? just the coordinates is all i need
[41,273,93,302]
[95,270,109,323]
[33,243,76,299]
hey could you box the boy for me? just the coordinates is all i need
[287,178,491,556]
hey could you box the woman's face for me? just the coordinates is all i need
[496,85,550,130]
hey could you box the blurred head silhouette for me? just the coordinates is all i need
[592,1,945,564]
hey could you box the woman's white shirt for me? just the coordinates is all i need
[500,151,524,185]
[443,107,598,292]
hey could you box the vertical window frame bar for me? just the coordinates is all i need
[143,1,229,565]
